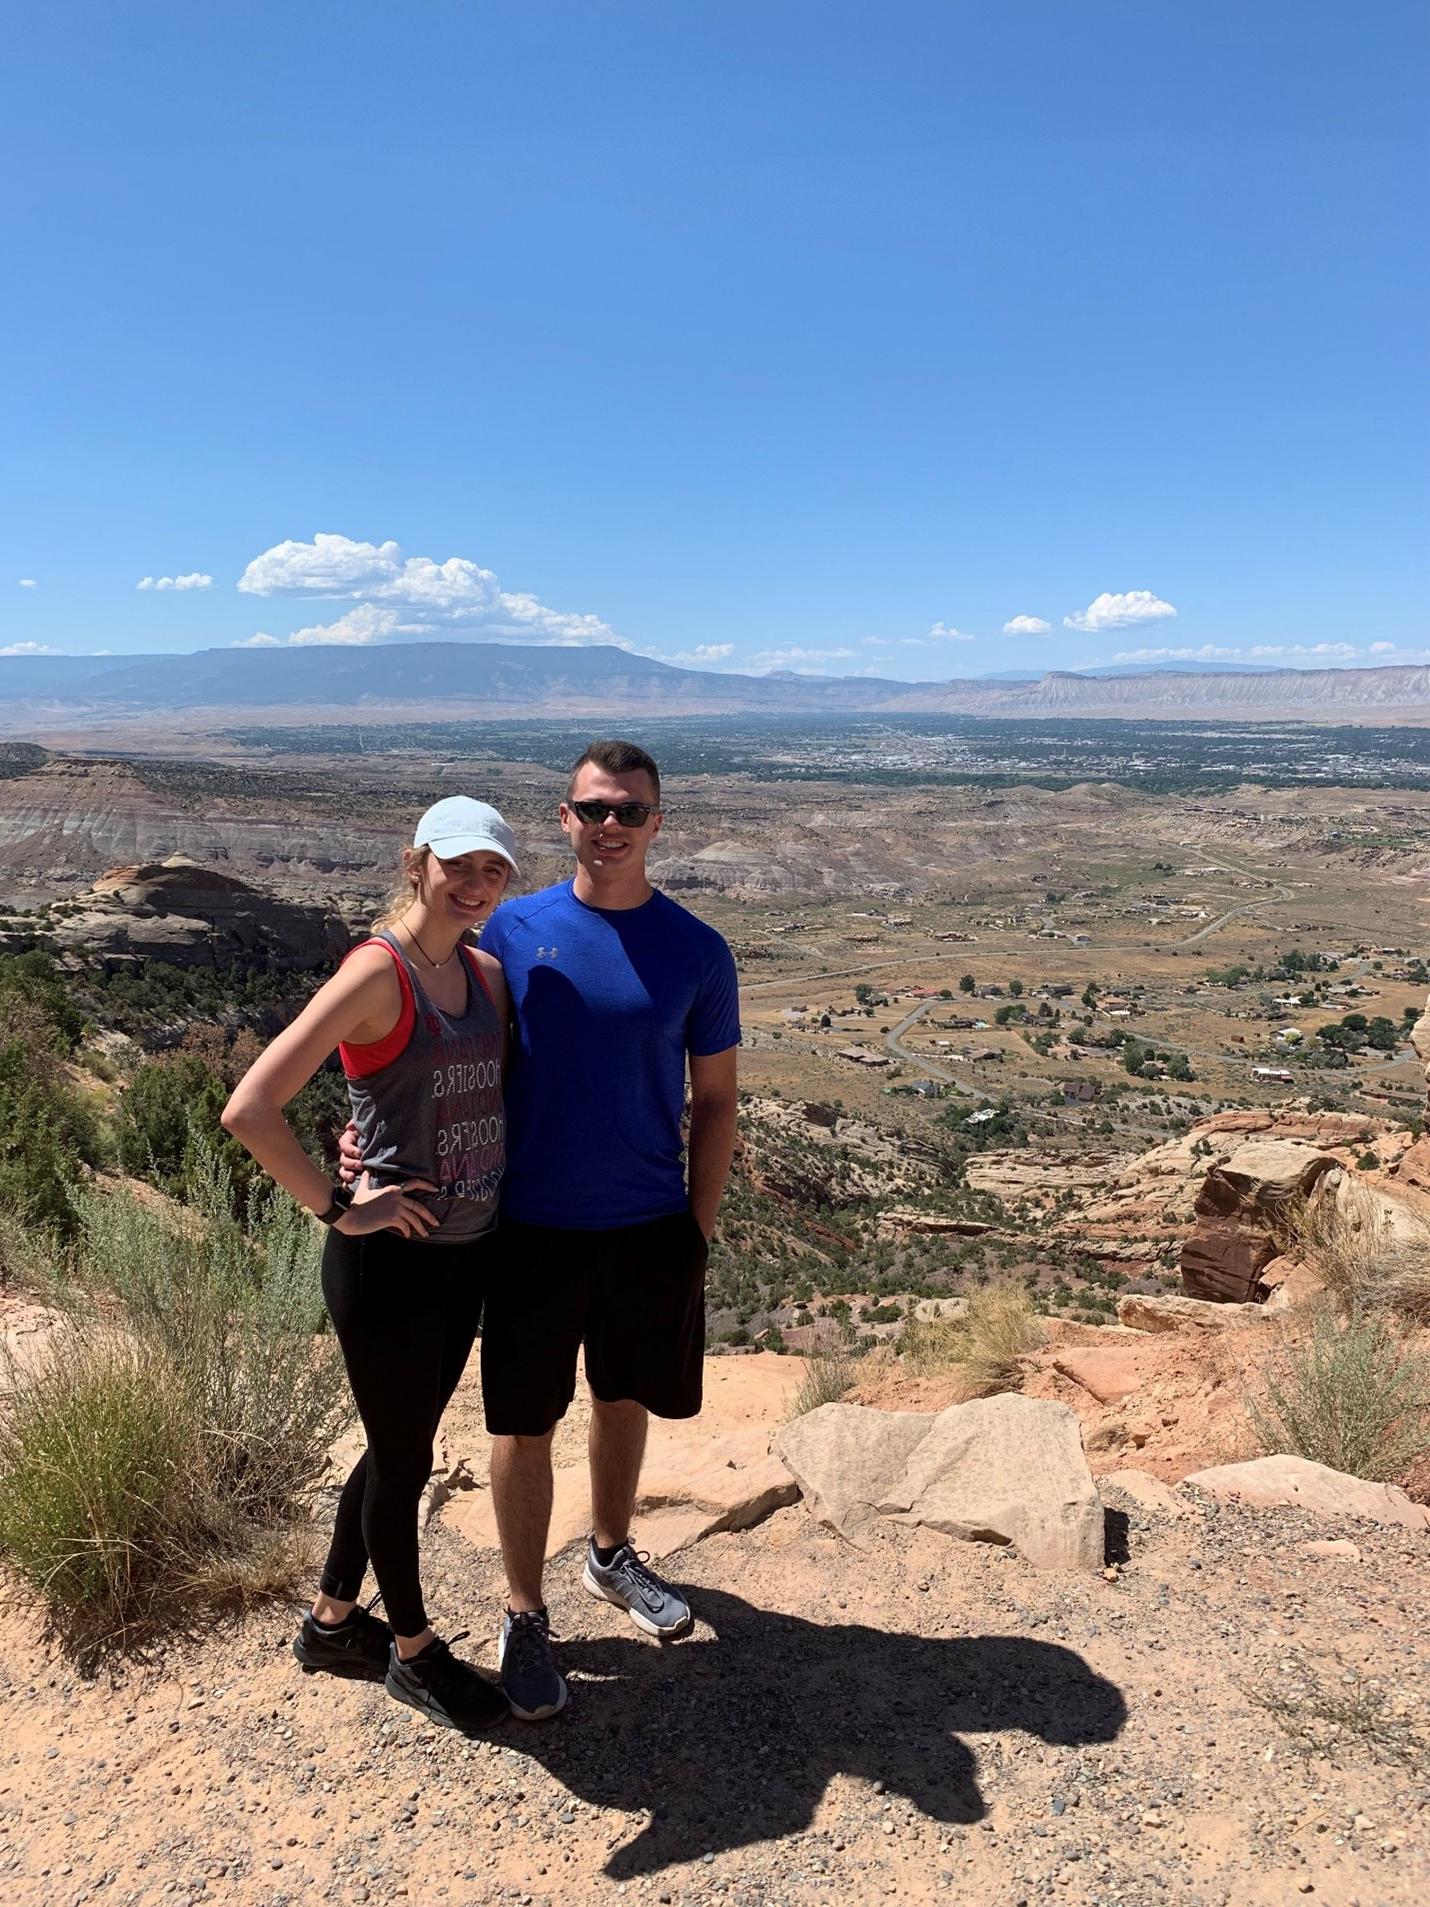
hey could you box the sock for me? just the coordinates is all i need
[311,1609,356,1631]
[592,1539,625,1567]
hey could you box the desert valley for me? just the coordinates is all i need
[1,685,1427,1907]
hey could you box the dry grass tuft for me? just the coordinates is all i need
[896,1284,1044,1398]
[1284,1177,1430,1323]
[1244,1647,1427,1767]
[787,1349,862,1419]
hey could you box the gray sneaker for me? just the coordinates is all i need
[582,1539,693,1638]
[497,1608,568,1720]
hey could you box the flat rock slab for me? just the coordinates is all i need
[1051,1345,1149,1404]
[1117,1293,1267,1334]
[1183,1455,1430,1532]
[448,1428,798,1561]
[446,1356,808,1562]
[776,1394,1104,1570]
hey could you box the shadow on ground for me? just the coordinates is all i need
[505,1587,1128,1878]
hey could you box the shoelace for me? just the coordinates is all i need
[504,1611,558,1676]
[609,1548,669,1613]
[407,1632,483,1696]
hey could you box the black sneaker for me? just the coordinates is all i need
[292,1604,394,1681]
[384,1633,510,1733]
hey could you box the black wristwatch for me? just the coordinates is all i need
[314,1185,355,1227]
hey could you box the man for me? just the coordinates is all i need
[473,738,739,1720]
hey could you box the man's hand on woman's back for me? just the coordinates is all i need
[337,1120,365,1186]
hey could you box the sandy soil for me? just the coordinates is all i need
[3,1355,1427,1907]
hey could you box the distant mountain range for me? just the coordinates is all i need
[2,644,1428,725]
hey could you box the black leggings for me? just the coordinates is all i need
[318,1227,488,1637]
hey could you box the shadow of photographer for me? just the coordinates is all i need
[504,1586,1127,1878]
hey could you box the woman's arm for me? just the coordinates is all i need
[222,948,438,1238]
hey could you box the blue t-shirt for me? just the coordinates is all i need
[480,880,741,1230]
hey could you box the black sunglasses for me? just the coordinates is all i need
[568,799,660,827]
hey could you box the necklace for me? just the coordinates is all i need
[398,915,456,971]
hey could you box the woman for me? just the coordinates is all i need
[222,795,517,1733]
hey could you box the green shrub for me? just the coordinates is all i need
[0,1027,104,1241]
[1248,1305,1430,1483]
[0,1151,353,1640]
[0,1328,200,1632]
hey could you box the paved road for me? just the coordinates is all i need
[1169,852,1295,948]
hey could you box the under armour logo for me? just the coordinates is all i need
[536,945,559,960]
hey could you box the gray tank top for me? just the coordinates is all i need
[339,930,504,1245]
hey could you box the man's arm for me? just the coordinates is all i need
[686,1046,738,1240]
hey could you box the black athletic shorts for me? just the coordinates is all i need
[480,1210,708,1436]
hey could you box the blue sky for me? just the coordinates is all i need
[2,2,1425,679]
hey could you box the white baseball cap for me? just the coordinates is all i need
[413,796,520,875]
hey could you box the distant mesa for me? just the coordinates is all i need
[1,643,1428,727]
[0,855,350,971]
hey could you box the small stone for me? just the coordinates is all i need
[873,1779,887,1794]
[1050,1798,1066,1817]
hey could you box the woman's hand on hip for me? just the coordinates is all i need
[334,1172,441,1239]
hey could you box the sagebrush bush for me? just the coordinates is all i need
[1248,1303,1430,1483]
[0,1147,353,1640]
[73,1150,348,1521]
[0,1328,199,1632]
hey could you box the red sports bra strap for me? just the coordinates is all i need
[338,937,417,1078]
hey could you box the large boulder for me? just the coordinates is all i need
[1411,993,1430,1116]
[1180,1139,1337,1303]
[774,1405,934,1540]
[776,1395,1104,1570]
[1183,1456,1430,1531]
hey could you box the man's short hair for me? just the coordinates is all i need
[566,739,661,805]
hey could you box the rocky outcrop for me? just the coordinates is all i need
[1411,992,1430,1116]
[1183,1456,1430,1531]
[776,1395,1104,1569]
[1117,1294,1268,1334]
[1179,1139,1338,1304]
[29,857,350,971]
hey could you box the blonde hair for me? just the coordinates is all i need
[371,846,431,932]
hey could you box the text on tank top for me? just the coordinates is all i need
[337,931,504,1244]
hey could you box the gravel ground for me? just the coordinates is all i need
[2,1482,1426,1907]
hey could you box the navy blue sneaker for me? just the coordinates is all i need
[498,1608,568,1720]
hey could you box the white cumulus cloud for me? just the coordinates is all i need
[234,633,283,648]
[137,572,213,591]
[236,532,617,647]
[659,643,735,664]
[927,621,976,642]
[749,645,856,673]
[1064,590,1178,633]
[1247,642,1360,661]
[0,640,63,656]
[17,578,37,589]
[1002,614,1050,636]
[1111,644,1240,663]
